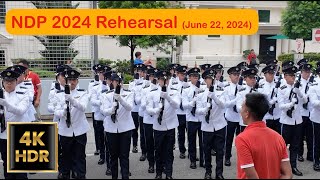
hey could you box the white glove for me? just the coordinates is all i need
[0,98,8,106]
[206,102,211,109]
[114,94,121,101]
[182,82,189,88]
[190,98,196,107]
[292,88,300,94]
[158,102,163,109]
[273,88,278,95]
[113,102,118,108]
[290,98,297,107]
[160,92,168,99]
[269,97,277,105]
[208,91,215,99]
[65,94,72,101]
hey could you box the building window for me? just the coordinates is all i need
[0,50,6,66]
[208,35,221,38]
[258,10,270,23]
[0,1,5,24]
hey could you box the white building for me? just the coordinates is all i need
[0,1,319,69]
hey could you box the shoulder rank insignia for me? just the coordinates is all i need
[216,86,224,91]
[172,82,178,85]
[24,80,31,83]
[151,88,158,92]
[16,91,26,95]
[93,84,99,87]
[57,90,64,93]
[50,88,54,90]
[123,89,131,92]
[20,86,27,89]
[90,80,94,83]
[24,83,32,86]
[224,83,230,87]
[198,89,205,94]
[183,86,190,89]
[106,90,114,94]
[136,82,143,86]
[311,83,318,86]
[101,89,108,93]
[280,85,287,90]
[170,88,178,91]
[77,89,85,91]
[143,85,150,89]
[239,87,246,92]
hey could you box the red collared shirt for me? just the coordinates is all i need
[25,71,41,98]
[235,121,289,179]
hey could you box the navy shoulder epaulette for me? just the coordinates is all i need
[106,90,114,94]
[239,87,246,92]
[136,82,143,86]
[280,85,287,90]
[50,88,54,90]
[101,89,108,93]
[77,89,85,91]
[24,80,31,83]
[170,88,178,91]
[172,81,178,85]
[20,86,27,89]
[16,91,26,95]
[143,85,150,89]
[93,84,99,87]
[57,90,64,93]
[198,89,205,94]
[311,83,318,86]
[216,86,224,91]
[123,89,131,92]
[24,83,32,86]
[90,80,94,83]
[183,86,190,89]
[224,83,230,87]
[151,88,158,92]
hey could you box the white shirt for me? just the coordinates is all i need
[278,82,303,125]
[142,83,154,124]
[0,90,29,139]
[299,77,312,117]
[236,85,257,126]
[129,78,145,112]
[196,85,228,132]
[224,82,242,123]
[146,86,180,131]
[53,88,90,137]
[308,82,320,123]
[91,81,109,120]
[182,83,201,122]
[48,84,65,122]
[100,88,135,133]
[17,81,35,122]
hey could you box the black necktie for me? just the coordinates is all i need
[180,87,184,111]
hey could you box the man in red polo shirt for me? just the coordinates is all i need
[235,93,292,179]
[18,59,42,121]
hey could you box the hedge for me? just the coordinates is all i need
[278,53,320,62]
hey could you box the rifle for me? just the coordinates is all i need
[55,81,61,91]
[205,78,214,123]
[94,74,99,82]
[302,75,314,110]
[268,74,282,115]
[233,76,244,113]
[191,80,201,116]
[64,77,71,128]
[287,74,301,118]
[0,81,5,133]
[179,76,188,111]
[111,84,121,123]
[158,78,167,125]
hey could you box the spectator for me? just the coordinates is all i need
[18,59,42,121]
[247,49,257,65]
[235,93,292,179]
[134,52,144,65]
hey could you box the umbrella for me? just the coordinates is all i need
[266,34,289,39]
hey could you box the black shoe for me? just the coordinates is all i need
[140,154,147,161]
[98,159,105,165]
[173,144,176,150]
[204,172,212,179]
[292,167,303,176]
[105,168,112,176]
[190,162,197,169]
[57,172,63,179]
[196,157,199,161]
[297,155,304,162]
[132,146,138,153]
[200,163,204,168]
[148,166,155,173]
[216,175,224,179]
[94,150,100,156]
[307,157,314,162]
[180,153,186,159]
[224,159,231,167]
[211,149,216,156]
[71,171,76,179]
[129,172,132,176]
[166,176,173,179]
[314,164,320,172]
[155,174,162,179]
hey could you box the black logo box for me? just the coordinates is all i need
[7,122,58,173]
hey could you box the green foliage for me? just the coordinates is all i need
[122,74,134,84]
[281,1,320,52]
[31,69,56,78]
[278,53,320,62]
[242,50,251,59]
[156,58,171,71]
[98,59,114,66]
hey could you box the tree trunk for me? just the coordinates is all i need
[303,39,306,53]
[130,36,134,75]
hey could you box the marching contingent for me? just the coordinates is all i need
[1,55,320,179]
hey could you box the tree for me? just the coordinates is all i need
[281,1,320,53]
[30,1,80,67]
[98,1,187,74]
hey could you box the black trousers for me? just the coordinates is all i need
[131,112,139,147]
[139,116,146,154]
[58,135,62,173]
[0,139,28,179]
[104,132,111,169]
[144,123,155,167]
[313,122,320,165]
[92,113,99,151]
[60,133,87,179]
[154,129,175,177]
[266,119,281,134]
[239,125,246,133]
[187,121,204,165]
[203,127,226,176]
[93,120,108,162]
[281,123,302,168]
[177,115,187,154]
[106,130,132,179]
[298,116,313,160]
[225,121,240,160]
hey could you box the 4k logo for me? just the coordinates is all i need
[8,122,58,173]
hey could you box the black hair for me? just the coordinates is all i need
[17,59,30,67]
[245,92,269,121]
[135,52,141,58]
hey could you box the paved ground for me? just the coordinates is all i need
[0,119,318,179]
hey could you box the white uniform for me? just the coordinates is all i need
[53,89,90,137]
[146,86,180,131]
[299,77,313,117]
[48,84,64,122]
[141,82,154,125]
[236,85,257,126]
[91,81,109,121]
[18,80,36,122]
[224,82,243,123]
[129,78,145,113]
[100,88,135,133]
[0,90,29,139]
[182,83,201,123]
[309,82,320,124]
